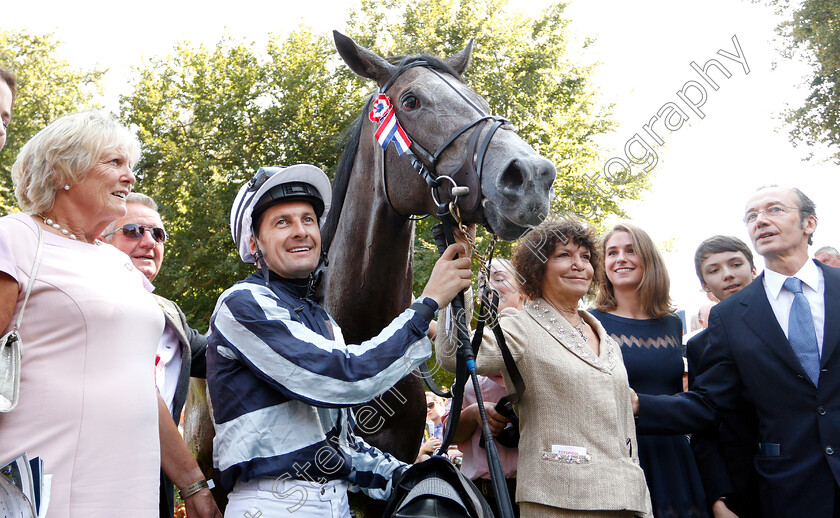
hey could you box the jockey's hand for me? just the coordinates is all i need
[422,243,473,308]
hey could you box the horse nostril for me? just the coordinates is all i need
[499,160,525,192]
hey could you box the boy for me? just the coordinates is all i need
[687,235,759,518]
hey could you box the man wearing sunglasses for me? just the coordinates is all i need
[208,164,472,517]
[103,193,219,518]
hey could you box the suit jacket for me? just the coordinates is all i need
[686,329,762,517]
[436,298,652,516]
[638,260,840,518]
[154,295,207,518]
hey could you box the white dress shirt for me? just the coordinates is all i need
[155,324,183,414]
[762,258,826,356]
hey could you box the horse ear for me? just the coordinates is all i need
[333,31,395,86]
[445,39,474,76]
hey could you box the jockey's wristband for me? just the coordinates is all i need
[411,297,439,322]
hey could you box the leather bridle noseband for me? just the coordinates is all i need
[376,60,509,220]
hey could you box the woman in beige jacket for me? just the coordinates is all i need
[436,216,651,518]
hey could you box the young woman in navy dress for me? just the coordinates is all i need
[590,223,708,518]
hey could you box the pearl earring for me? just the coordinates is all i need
[64,185,70,190]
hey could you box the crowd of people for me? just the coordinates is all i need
[1,61,839,518]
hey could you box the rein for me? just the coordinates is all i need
[430,219,516,518]
[373,65,519,518]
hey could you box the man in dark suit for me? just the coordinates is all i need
[104,193,219,518]
[635,186,840,518]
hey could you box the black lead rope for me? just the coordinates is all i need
[430,217,515,518]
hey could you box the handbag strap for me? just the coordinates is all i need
[12,222,45,332]
[474,289,526,404]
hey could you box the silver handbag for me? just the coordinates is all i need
[0,224,44,413]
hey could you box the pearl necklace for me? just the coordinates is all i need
[36,213,77,240]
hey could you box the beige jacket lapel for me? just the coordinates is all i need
[525,298,618,373]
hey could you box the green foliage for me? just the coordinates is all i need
[0,30,105,213]
[345,0,642,225]
[344,0,641,290]
[120,29,364,327]
[120,0,648,339]
[774,0,840,160]
[0,3,651,394]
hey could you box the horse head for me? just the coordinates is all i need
[333,31,556,240]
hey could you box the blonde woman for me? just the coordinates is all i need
[0,111,161,516]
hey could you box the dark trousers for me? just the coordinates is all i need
[475,477,519,518]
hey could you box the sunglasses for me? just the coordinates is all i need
[105,224,167,243]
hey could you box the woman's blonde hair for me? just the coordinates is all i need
[12,111,140,214]
[594,222,674,318]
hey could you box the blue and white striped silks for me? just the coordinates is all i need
[207,271,435,498]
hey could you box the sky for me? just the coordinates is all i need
[5,0,839,319]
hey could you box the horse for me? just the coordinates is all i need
[321,31,556,514]
[184,31,556,515]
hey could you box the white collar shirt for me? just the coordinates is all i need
[763,258,825,356]
[156,324,183,415]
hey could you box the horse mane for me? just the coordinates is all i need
[321,54,462,251]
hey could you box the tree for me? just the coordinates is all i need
[341,0,643,287]
[343,0,644,389]
[774,0,840,160]
[120,29,365,327]
[121,0,649,331]
[0,30,105,213]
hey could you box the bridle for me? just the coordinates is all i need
[376,61,515,403]
[376,60,510,223]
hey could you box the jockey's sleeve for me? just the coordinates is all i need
[210,284,435,407]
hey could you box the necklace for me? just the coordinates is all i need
[545,299,588,342]
[571,320,588,343]
[36,213,77,240]
[530,299,617,371]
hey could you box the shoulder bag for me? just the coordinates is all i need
[0,223,44,413]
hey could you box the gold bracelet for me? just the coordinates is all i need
[180,478,215,499]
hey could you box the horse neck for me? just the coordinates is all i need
[324,136,416,345]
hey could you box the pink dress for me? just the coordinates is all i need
[453,373,518,480]
[0,213,163,517]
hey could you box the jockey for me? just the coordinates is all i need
[207,164,472,517]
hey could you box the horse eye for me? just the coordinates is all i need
[402,95,420,110]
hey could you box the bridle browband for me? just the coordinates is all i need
[376,60,509,220]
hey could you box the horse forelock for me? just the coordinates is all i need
[389,54,463,83]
